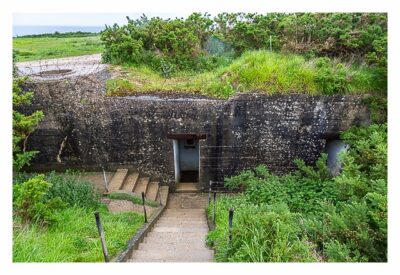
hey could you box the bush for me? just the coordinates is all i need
[101,13,386,77]
[315,58,349,94]
[13,175,65,225]
[101,13,214,73]
[13,76,44,171]
[207,197,317,262]
[208,123,387,262]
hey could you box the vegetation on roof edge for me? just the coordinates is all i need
[105,50,385,99]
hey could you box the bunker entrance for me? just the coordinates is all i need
[169,133,205,184]
[178,139,199,182]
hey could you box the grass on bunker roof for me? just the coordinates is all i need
[106,50,385,99]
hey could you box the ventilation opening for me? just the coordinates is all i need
[325,139,349,176]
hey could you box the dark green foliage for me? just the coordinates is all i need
[13,76,44,171]
[101,13,386,79]
[363,96,387,124]
[225,154,337,213]
[101,13,220,73]
[208,123,387,262]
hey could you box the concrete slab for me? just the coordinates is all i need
[122,172,139,192]
[107,169,128,193]
[133,177,150,196]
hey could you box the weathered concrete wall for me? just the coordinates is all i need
[20,70,370,190]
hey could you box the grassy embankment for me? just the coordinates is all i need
[13,205,142,262]
[13,35,103,62]
[106,50,384,99]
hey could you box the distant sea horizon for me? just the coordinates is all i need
[13,25,105,37]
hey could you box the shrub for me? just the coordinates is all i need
[13,174,65,225]
[315,58,349,94]
[101,13,386,77]
[208,123,387,262]
[101,13,214,73]
[13,76,44,171]
[207,197,317,262]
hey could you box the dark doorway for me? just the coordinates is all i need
[178,139,199,182]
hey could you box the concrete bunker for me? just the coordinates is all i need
[16,56,372,191]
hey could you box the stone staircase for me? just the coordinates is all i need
[128,193,213,262]
[105,168,160,202]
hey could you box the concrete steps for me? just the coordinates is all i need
[138,242,207,250]
[129,249,213,262]
[106,169,128,193]
[121,172,139,192]
[175,182,201,193]
[133,177,150,196]
[159,186,169,206]
[128,193,213,262]
[146,181,159,201]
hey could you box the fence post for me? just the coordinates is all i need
[142,192,148,223]
[208,180,212,205]
[213,191,217,224]
[94,211,110,262]
[228,208,234,244]
[102,166,108,193]
[269,35,272,52]
[158,183,162,205]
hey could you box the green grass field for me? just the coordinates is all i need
[13,35,103,61]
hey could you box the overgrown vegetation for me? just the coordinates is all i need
[13,205,143,262]
[106,50,382,98]
[207,123,387,262]
[13,171,144,262]
[102,12,386,97]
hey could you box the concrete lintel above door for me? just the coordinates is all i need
[166,133,206,140]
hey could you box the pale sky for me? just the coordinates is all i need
[13,12,198,26]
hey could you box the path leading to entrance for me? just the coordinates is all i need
[128,193,214,262]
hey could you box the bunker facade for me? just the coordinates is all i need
[19,58,371,191]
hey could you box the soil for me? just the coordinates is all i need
[78,172,114,193]
[101,198,156,216]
